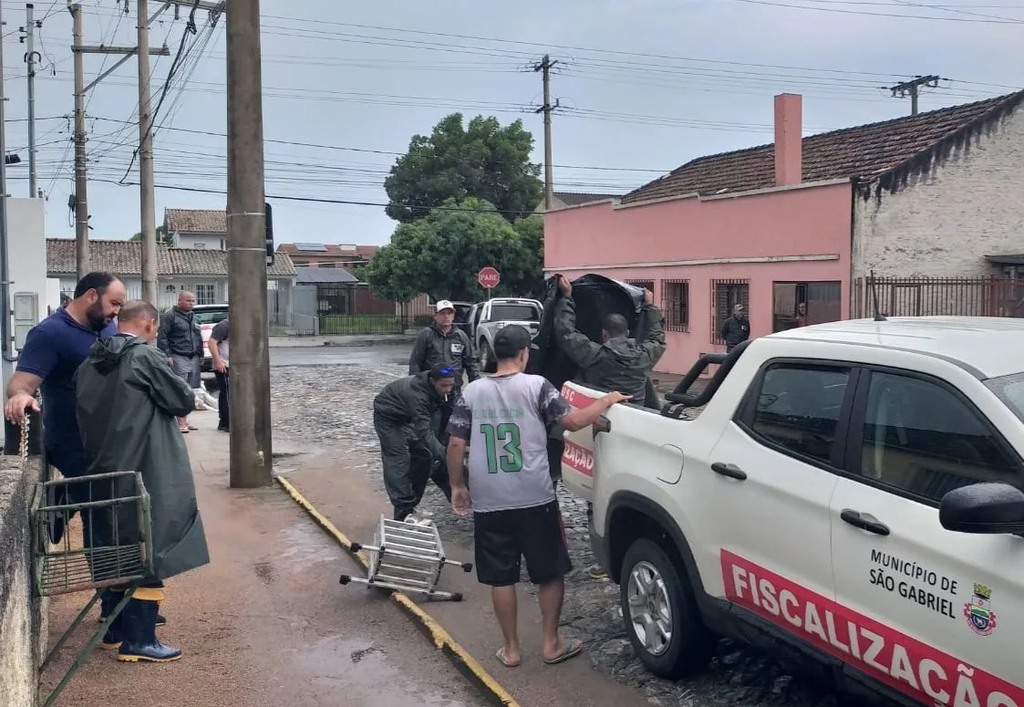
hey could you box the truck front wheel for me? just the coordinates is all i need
[480,342,496,373]
[619,537,713,679]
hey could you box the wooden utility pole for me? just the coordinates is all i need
[886,75,942,116]
[69,3,89,278]
[226,0,272,487]
[533,54,559,211]
[137,0,158,303]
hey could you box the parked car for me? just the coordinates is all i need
[559,316,1024,706]
[192,303,229,372]
[467,297,543,372]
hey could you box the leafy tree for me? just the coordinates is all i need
[384,113,543,224]
[130,225,172,246]
[365,197,542,302]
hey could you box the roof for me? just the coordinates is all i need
[46,239,297,278]
[623,90,1024,205]
[985,254,1024,266]
[768,316,1024,378]
[295,266,359,284]
[552,192,620,207]
[164,208,227,233]
[277,243,379,260]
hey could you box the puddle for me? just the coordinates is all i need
[284,634,474,706]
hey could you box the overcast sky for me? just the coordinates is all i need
[2,0,1022,247]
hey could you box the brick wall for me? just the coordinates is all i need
[853,105,1024,280]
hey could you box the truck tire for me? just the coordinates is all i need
[480,341,496,374]
[619,537,713,679]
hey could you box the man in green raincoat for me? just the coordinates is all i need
[76,300,210,663]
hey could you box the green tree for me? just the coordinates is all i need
[384,113,543,224]
[130,224,172,246]
[365,197,542,302]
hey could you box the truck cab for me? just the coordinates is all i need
[467,297,543,372]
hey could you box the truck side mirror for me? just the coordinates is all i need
[939,483,1024,535]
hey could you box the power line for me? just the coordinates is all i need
[727,0,1024,23]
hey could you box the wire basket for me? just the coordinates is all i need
[32,471,153,597]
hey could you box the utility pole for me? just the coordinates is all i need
[0,0,12,383]
[69,3,89,279]
[137,0,157,304]
[22,3,41,198]
[533,54,559,212]
[886,75,942,116]
[226,0,272,487]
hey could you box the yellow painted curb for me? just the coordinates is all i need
[275,475,520,707]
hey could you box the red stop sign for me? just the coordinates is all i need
[477,266,501,289]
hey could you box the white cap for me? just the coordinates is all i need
[435,300,455,313]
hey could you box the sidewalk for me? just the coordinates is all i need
[280,445,650,707]
[38,414,483,707]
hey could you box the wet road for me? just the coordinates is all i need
[270,344,412,369]
[40,425,483,707]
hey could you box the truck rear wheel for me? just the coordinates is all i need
[619,537,713,679]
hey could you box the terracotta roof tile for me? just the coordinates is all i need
[622,90,1024,205]
[277,243,379,259]
[164,208,227,233]
[46,239,297,278]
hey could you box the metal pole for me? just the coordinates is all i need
[226,0,272,487]
[137,0,157,303]
[0,0,13,368]
[70,3,89,278]
[541,55,553,212]
[26,3,38,198]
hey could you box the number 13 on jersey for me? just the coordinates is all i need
[480,423,523,473]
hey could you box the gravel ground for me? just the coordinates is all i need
[269,364,854,707]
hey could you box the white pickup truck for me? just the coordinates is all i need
[559,317,1024,707]
[467,297,543,372]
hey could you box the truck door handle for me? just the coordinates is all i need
[711,463,747,481]
[840,509,890,536]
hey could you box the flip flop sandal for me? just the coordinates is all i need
[187,424,198,431]
[495,647,520,668]
[543,638,583,665]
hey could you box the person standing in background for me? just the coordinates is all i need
[409,300,479,437]
[720,303,750,353]
[208,317,230,432]
[157,290,203,433]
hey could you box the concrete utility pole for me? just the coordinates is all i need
[23,3,41,198]
[0,0,11,378]
[137,0,158,304]
[886,75,942,116]
[69,3,89,278]
[226,0,273,487]
[533,54,559,212]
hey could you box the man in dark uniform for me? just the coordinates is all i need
[720,303,750,352]
[76,300,210,663]
[374,364,457,521]
[409,300,479,436]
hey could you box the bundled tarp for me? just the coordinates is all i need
[529,273,658,406]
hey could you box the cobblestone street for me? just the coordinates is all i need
[270,362,851,707]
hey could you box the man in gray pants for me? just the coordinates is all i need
[373,364,457,521]
[157,290,203,433]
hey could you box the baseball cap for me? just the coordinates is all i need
[436,300,455,313]
[493,324,533,360]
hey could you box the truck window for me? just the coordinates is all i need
[490,304,539,322]
[986,371,1024,424]
[859,371,1021,502]
[747,364,851,465]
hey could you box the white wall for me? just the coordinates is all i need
[172,232,224,250]
[853,104,1024,279]
[7,198,49,324]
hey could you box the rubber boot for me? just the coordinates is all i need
[99,590,124,650]
[100,593,165,627]
[117,599,182,663]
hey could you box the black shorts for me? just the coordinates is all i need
[473,500,573,587]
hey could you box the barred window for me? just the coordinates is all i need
[624,279,654,293]
[711,279,750,344]
[662,280,690,332]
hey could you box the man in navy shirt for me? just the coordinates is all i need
[4,271,125,476]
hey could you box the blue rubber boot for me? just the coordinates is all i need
[116,599,182,663]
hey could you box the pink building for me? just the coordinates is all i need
[544,90,1024,375]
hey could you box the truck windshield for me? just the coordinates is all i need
[491,304,538,322]
[985,372,1024,424]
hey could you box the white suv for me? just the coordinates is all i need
[559,317,1024,706]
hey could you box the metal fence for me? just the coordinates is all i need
[854,277,1024,318]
